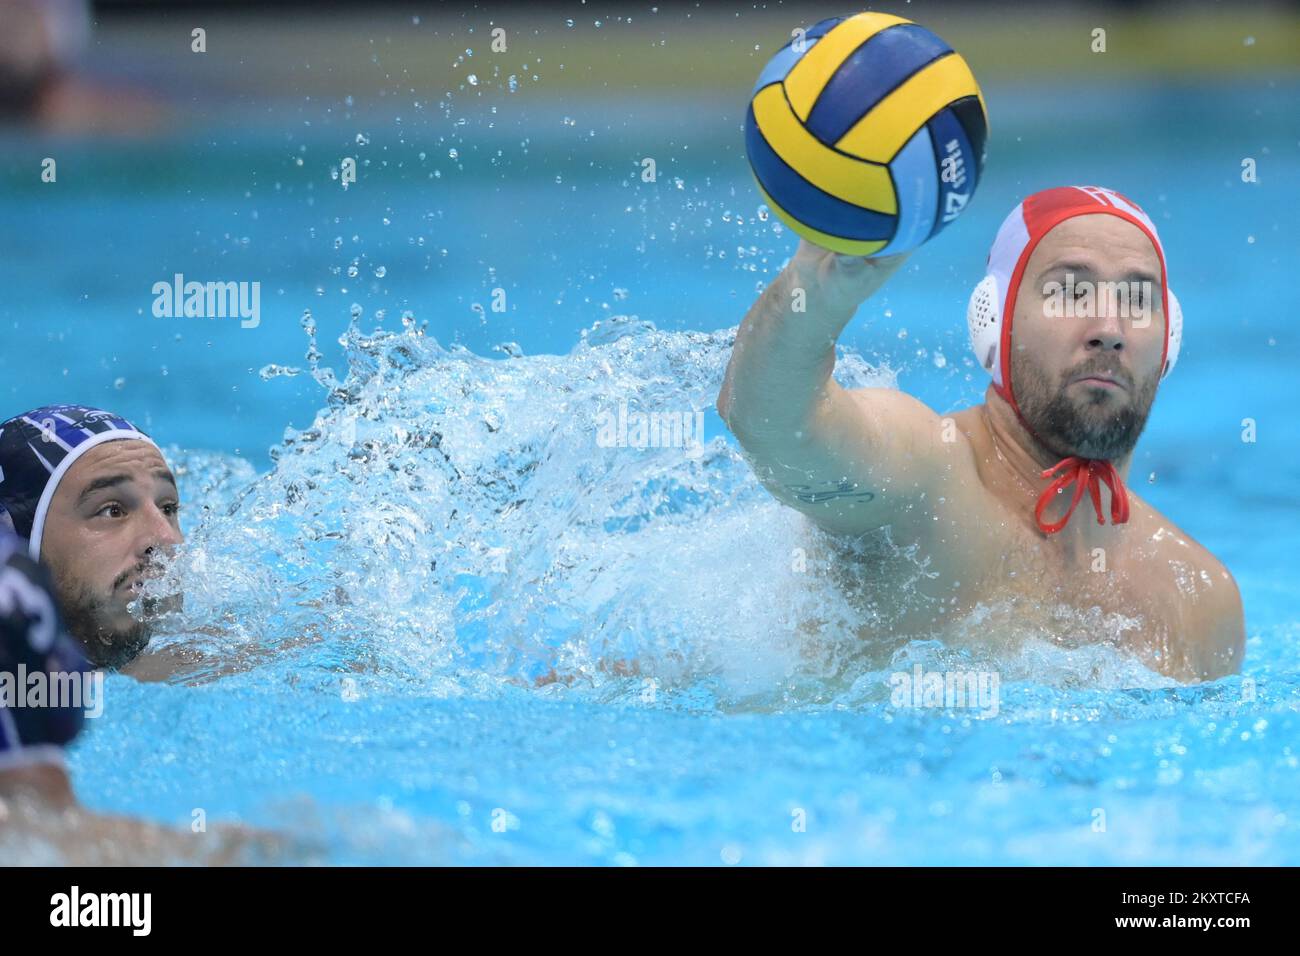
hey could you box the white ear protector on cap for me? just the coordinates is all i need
[966,274,1183,389]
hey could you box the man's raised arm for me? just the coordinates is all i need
[717,240,958,536]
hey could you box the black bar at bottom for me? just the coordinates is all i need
[0,866,1285,940]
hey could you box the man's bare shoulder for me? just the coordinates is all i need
[1128,494,1234,581]
[1128,495,1245,679]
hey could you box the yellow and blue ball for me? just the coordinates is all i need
[745,12,989,256]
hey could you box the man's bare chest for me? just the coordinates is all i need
[860,513,1192,669]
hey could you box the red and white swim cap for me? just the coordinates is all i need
[965,186,1184,534]
[968,184,1182,402]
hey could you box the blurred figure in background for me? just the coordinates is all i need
[0,0,162,132]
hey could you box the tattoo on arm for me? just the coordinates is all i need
[785,480,876,504]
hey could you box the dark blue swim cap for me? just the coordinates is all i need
[0,405,158,560]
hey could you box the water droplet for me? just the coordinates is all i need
[448,147,459,160]
[355,132,369,146]
[113,377,126,390]
[467,74,478,86]
[374,265,387,278]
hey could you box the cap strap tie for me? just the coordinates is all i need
[1034,456,1131,535]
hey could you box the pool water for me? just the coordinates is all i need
[1,77,1297,864]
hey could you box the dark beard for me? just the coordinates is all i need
[53,584,152,671]
[1012,354,1159,460]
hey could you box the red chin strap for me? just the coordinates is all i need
[995,380,1134,536]
[1034,456,1131,535]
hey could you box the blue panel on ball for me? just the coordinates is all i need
[949,95,988,172]
[751,38,822,96]
[801,16,849,42]
[805,25,953,146]
[925,103,980,241]
[745,104,897,242]
[751,15,847,95]
[877,124,938,255]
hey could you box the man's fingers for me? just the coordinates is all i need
[833,252,910,279]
